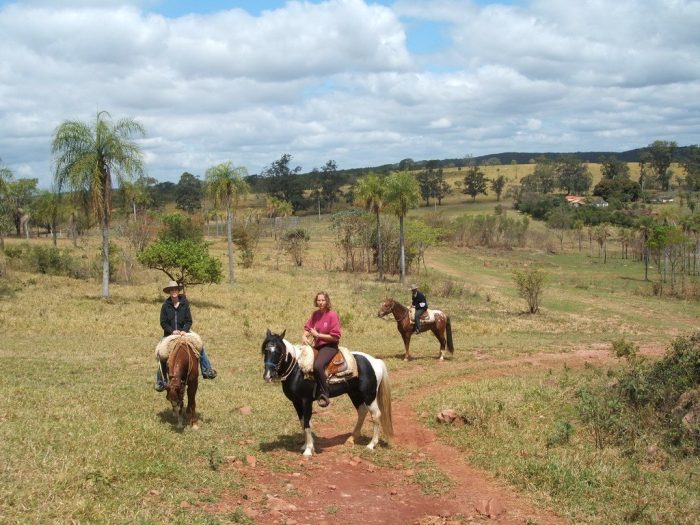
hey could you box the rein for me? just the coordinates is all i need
[382,301,408,323]
[266,341,298,381]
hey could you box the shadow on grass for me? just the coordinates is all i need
[259,431,354,453]
[157,409,204,433]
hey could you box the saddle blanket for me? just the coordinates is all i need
[155,332,203,361]
[408,307,442,324]
[297,345,359,383]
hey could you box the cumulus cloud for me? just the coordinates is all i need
[0,0,698,187]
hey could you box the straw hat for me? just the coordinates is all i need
[163,280,183,293]
[410,284,418,290]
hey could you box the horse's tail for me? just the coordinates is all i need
[377,360,394,440]
[446,316,454,354]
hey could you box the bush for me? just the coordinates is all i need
[280,228,310,267]
[513,268,546,313]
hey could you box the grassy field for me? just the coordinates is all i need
[1,202,699,523]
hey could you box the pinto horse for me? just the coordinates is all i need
[261,329,393,457]
[378,298,454,361]
[165,339,199,430]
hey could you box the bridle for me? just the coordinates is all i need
[264,339,298,381]
[379,300,408,323]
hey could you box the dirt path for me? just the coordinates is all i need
[208,345,664,524]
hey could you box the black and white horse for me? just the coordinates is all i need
[261,329,393,456]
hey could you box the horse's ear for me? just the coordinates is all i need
[266,328,271,337]
[280,329,286,339]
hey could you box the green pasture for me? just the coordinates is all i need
[1,207,699,524]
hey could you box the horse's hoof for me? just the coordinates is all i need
[366,443,376,451]
[302,449,314,457]
[191,423,200,430]
[345,436,355,445]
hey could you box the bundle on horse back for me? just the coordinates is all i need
[297,345,358,383]
[155,332,203,362]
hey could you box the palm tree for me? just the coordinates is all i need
[355,172,386,280]
[385,171,420,284]
[52,111,145,297]
[205,161,249,286]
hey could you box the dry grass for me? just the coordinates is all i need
[1,202,699,523]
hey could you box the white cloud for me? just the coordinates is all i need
[0,0,698,187]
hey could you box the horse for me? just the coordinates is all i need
[261,329,393,457]
[377,298,454,361]
[165,339,199,430]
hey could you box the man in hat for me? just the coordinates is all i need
[410,284,428,334]
[155,280,217,391]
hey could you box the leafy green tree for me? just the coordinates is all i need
[5,178,38,237]
[262,153,306,211]
[137,238,222,287]
[600,156,630,180]
[205,161,249,286]
[175,172,203,214]
[385,171,420,284]
[491,174,506,201]
[462,166,488,201]
[522,157,558,194]
[33,188,67,248]
[646,140,677,191]
[556,156,592,195]
[316,160,344,212]
[52,111,145,297]
[355,172,386,280]
[158,213,204,243]
[680,145,700,192]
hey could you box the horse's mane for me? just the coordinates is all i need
[167,339,197,372]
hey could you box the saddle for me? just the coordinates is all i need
[155,332,202,362]
[408,307,440,325]
[298,345,358,383]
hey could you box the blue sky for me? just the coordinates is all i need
[0,0,698,187]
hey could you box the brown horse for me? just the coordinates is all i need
[378,298,454,361]
[165,339,199,430]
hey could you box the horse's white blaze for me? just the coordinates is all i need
[303,428,314,456]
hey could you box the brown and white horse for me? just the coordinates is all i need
[378,298,454,361]
[165,339,199,430]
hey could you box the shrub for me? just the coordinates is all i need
[513,268,546,313]
[280,228,310,267]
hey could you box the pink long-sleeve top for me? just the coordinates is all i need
[304,309,341,350]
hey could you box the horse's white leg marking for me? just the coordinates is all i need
[300,418,308,452]
[302,427,315,456]
[366,400,382,450]
[347,404,369,445]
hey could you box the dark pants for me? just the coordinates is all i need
[414,308,426,332]
[313,344,338,400]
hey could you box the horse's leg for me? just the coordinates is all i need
[301,399,315,457]
[433,324,446,361]
[346,392,368,445]
[291,398,307,451]
[365,399,383,450]
[176,402,184,430]
[401,330,412,361]
[187,380,199,430]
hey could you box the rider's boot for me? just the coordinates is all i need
[200,348,218,379]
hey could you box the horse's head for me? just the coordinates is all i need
[165,376,184,406]
[262,328,287,382]
[377,298,395,318]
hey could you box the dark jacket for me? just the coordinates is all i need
[160,295,193,337]
[411,290,428,310]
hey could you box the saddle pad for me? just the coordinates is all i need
[408,307,441,324]
[298,345,358,382]
[155,331,202,361]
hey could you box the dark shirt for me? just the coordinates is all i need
[160,295,193,337]
[411,290,428,310]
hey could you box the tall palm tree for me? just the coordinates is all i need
[355,172,386,280]
[385,171,420,284]
[52,111,145,297]
[205,161,249,286]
